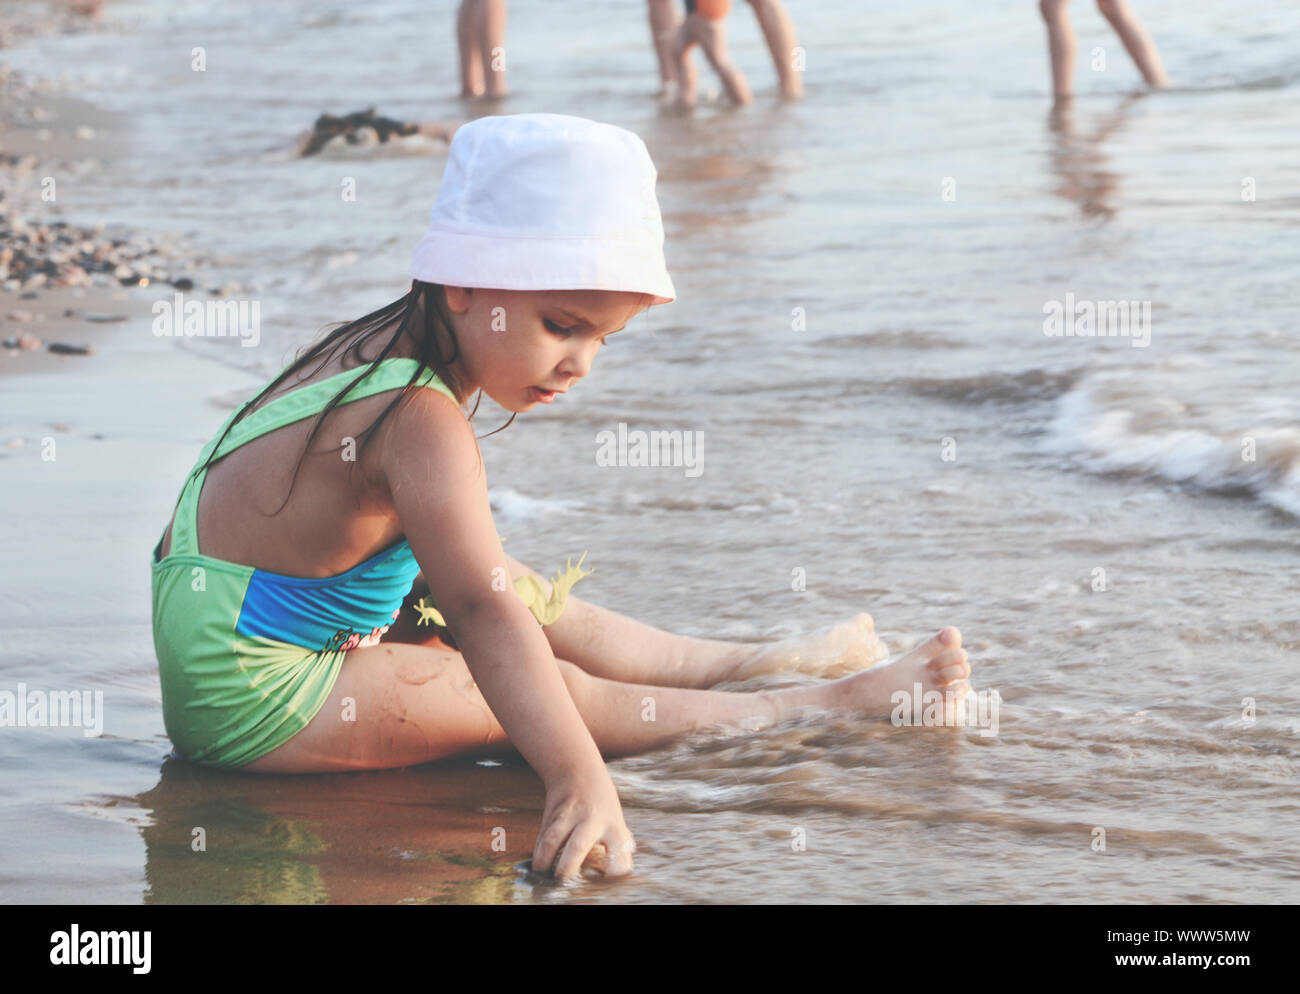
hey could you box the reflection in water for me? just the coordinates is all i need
[1044,95,1141,220]
[128,754,553,904]
[647,106,796,240]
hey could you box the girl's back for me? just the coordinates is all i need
[155,331,456,580]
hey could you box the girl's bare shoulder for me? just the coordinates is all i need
[372,383,482,499]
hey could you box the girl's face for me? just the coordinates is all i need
[443,287,651,412]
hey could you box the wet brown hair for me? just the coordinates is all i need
[187,279,512,516]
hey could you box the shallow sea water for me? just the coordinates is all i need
[1,0,1297,903]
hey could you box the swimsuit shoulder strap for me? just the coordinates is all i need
[211,357,457,460]
[164,358,459,559]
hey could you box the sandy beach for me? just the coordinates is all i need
[2,0,1298,907]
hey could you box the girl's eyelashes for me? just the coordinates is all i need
[544,318,610,346]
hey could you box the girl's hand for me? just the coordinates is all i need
[533,767,635,881]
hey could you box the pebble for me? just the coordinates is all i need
[3,202,213,295]
[2,71,222,321]
[2,333,43,350]
[47,342,93,355]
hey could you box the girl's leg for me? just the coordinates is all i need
[478,0,508,98]
[1096,0,1167,88]
[647,0,683,92]
[240,629,969,774]
[1039,0,1076,101]
[672,19,701,106]
[457,0,485,97]
[697,19,754,105]
[394,561,886,689]
[744,0,803,98]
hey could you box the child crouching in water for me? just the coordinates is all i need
[150,114,972,881]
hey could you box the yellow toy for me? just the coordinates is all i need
[415,544,594,630]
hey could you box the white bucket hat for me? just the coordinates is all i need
[409,113,676,305]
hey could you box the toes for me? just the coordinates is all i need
[942,680,972,719]
[943,679,971,701]
[909,626,963,661]
[929,647,970,684]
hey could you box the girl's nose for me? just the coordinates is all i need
[559,339,601,381]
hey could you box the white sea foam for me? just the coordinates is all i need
[487,487,584,526]
[1044,377,1300,518]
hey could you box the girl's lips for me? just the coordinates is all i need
[531,387,556,403]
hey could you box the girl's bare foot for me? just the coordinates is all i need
[817,627,971,721]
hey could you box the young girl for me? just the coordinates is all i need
[673,0,753,106]
[150,113,971,882]
[669,0,804,107]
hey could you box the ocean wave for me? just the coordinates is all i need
[609,490,804,515]
[488,487,585,525]
[893,367,1083,406]
[1044,377,1300,518]
[816,329,969,351]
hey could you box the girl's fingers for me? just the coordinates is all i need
[563,831,636,880]
[532,816,576,877]
[554,824,604,882]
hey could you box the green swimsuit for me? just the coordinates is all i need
[150,357,591,769]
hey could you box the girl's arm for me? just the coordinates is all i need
[377,389,634,879]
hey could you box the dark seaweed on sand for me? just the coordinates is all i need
[300,107,419,157]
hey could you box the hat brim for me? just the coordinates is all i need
[409,228,675,306]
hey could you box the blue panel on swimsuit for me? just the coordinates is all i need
[235,539,422,652]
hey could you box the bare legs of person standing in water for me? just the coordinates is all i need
[744,0,803,99]
[655,0,802,106]
[1039,0,1168,101]
[457,0,508,99]
[673,1,754,107]
[647,0,684,99]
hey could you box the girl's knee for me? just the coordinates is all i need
[1040,0,1069,18]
